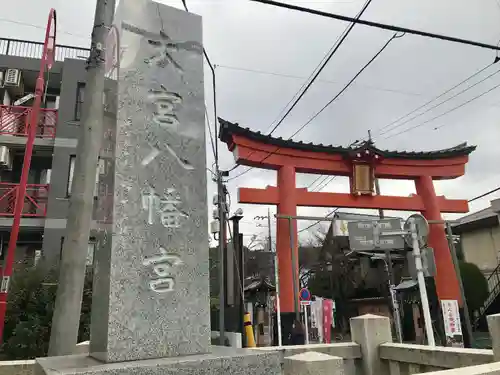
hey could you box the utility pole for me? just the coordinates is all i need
[217,172,228,345]
[267,209,272,252]
[268,208,282,346]
[48,0,115,356]
[370,130,403,343]
[228,211,244,337]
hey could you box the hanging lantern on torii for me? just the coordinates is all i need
[347,141,383,196]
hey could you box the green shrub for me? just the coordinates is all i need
[0,266,92,359]
[460,261,489,315]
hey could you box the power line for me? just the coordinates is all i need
[228,31,399,181]
[181,0,219,166]
[217,64,422,97]
[384,78,500,138]
[205,104,217,160]
[311,175,331,191]
[307,175,326,189]
[379,62,500,137]
[298,208,339,233]
[266,0,373,137]
[373,61,497,136]
[0,17,89,40]
[250,0,500,51]
[296,89,500,233]
[226,0,370,175]
[288,32,403,140]
[468,186,500,203]
[314,175,337,191]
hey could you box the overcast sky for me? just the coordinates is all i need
[2,0,500,247]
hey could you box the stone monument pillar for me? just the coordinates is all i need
[35,1,280,374]
[90,0,209,363]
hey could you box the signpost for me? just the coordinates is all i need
[404,214,429,249]
[407,214,435,347]
[347,218,405,251]
[347,214,436,347]
[299,288,311,345]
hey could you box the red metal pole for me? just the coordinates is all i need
[0,9,56,344]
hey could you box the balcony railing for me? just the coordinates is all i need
[0,37,90,61]
[0,105,57,139]
[0,183,49,217]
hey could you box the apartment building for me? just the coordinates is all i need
[0,37,95,267]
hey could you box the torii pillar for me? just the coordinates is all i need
[416,175,461,301]
[276,165,298,315]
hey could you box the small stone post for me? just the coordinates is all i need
[350,314,392,375]
[487,313,500,361]
[284,352,344,375]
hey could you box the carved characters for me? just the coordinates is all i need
[143,247,182,293]
[141,187,188,228]
[122,17,203,294]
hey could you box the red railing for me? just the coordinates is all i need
[0,183,49,217]
[0,105,57,139]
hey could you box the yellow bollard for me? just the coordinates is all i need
[244,312,256,348]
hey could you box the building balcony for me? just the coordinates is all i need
[0,37,89,61]
[0,183,48,218]
[0,105,57,139]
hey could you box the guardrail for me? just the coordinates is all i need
[0,105,57,139]
[380,343,493,374]
[0,37,89,61]
[0,183,49,217]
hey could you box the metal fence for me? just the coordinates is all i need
[0,37,89,61]
[0,183,49,217]
[0,105,58,139]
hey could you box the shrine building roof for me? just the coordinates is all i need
[219,118,476,160]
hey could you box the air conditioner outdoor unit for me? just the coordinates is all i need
[4,69,21,87]
[0,146,12,170]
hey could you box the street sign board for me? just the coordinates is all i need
[299,288,311,302]
[348,218,405,251]
[300,300,311,306]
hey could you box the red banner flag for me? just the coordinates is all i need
[323,299,333,343]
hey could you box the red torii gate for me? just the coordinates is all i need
[220,118,475,335]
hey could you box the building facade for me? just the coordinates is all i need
[453,199,500,282]
[0,37,92,267]
[452,199,500,324]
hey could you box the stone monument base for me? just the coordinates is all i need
[35,346,281,375]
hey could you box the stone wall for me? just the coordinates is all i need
[252,342,362,375]
[380,344,493,374]
[0,360,35,375]
[4,314,500,375]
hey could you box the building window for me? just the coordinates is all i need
[87,240,96,266]
[75,83,85,121]
[67,155,76,196]
[60,237,65,260]
[67,156,102,197]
